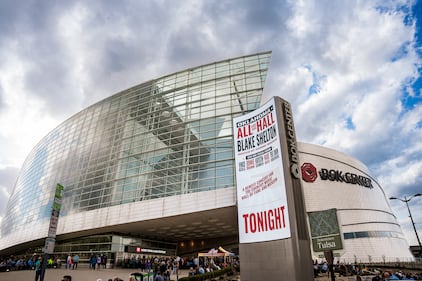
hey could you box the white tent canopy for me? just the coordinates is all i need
[198,246,235,257]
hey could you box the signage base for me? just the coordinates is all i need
[239,238,313,281]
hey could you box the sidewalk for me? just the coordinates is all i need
[0,267,190,281]
[0,268,369,281]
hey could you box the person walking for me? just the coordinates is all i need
[102,254,107,269]
[66,255,72,270]
[152,258,159,280]
[90,254,97,270]
[72,254,79,270]
[34,256,42,281]
[154,271,164,281]
[96,255,101,270]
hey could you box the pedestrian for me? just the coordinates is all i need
[382,271,392,280]
[72,254,79,269]
[66,255,72,270]
[102,254,107,269]
[62,275,72,281]
[90,254,97,270]
[152,258,159,280]
[154,271,164,281]
[34,256,42,281]
[97,255,102,270]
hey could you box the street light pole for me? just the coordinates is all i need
[389,193,422,257]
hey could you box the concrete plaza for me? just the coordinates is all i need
[0,267,190,281]
[0,267,371,281]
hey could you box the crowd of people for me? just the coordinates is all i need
[370,270,422,280]
[0,254,64,271]
[88,254,108,270]
[0,253,112,272]
[313,259,422,280]
[113,255,235,281]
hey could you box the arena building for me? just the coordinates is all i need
[299,143,413,263]
[0,51,414,264]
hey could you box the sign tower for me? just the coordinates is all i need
[233,96,313,280]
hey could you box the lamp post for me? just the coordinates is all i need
[389,193,422,257]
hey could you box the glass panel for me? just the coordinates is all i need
[1,52,271,239]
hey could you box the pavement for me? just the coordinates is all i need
[0,267,190,281]
[0,267,371,281]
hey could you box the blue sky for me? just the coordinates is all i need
[0,0,421,247]
[408,0,422,111]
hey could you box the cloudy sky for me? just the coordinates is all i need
[0,0,421,246]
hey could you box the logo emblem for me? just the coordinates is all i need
[301,163,318,183]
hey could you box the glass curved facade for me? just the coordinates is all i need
[1,52,272,250]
